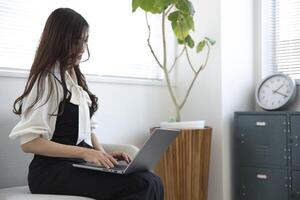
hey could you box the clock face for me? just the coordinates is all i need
[256,74,297,110]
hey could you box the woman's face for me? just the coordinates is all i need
[74,31,89,65]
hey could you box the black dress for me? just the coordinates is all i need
[27,76,164,200]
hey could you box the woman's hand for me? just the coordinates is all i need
[81,148,118,168]
[109,152,132,164]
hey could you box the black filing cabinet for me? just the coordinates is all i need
[234,112,300,200]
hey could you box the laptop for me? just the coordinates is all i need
[72,128,180,174]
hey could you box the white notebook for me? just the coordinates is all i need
[159,120,205,129]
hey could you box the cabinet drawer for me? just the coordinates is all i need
[237,167,288,200]
[236,115,287,167]
[292,170,300,199]
[291,115,300,169]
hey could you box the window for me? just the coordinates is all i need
[268,0,300,79]
[0,0,175,80]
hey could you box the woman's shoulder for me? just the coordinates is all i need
[46,63,72,101]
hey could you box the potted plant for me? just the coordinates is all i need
[132,0,215,123]
[132,1,214,200]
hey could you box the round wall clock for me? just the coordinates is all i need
[255,73,297,111]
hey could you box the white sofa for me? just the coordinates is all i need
[0,143,139,200]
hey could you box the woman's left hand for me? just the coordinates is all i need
[109,152,132,164]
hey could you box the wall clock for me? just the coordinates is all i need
[255,73,297,110]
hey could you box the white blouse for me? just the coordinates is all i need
[9,63,98,146]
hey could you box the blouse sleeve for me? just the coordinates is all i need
[9,74,62,145]
[90,115,98,133]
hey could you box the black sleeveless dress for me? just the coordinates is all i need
[27,75,164,200]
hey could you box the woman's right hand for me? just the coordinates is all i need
[80,148,118,168]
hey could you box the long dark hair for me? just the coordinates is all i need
[13,8,98,117]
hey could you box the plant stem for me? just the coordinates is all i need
[165,5,174,16]
[176,107,181,122]
[162,11,180,121]
[201,43,211,70]
[168,47,185,74]
[162,11,167,69]
[184,45,196,74]
[179,42,211,110]
[145,13,163,69]
[179,68,201,110]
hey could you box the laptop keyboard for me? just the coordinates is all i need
[80,162,128,170]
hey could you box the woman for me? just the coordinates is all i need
[9,8,163,200]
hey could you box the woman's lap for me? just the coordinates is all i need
[28,160,163,200]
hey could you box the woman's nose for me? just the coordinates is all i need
[81,43,87,52]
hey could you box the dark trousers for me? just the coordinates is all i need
[28,155,164,200]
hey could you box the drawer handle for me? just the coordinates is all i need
[256,174,268,179]
[256,121,266,127]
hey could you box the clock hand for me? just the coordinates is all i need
[273,90,288,98]
[272,84,284,94]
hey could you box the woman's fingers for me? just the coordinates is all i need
[93,151,116,168]
[122,152,130,163]
[99,157,112,168]
[90,150,133,168]
[99,160,110,169]
[83,149,116,168]
[101,155,115,168]
[111,152,132,163]
[127,154,132,163]
[93,159,101,166]
[93,158,110,169]
[106,153,118,165]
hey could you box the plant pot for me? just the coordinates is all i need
[152,127,212,200]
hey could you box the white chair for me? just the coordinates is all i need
[0,143,139,200]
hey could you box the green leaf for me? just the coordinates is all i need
[196,40,206,53]
[140,0,154,11]
[185,35,194,48]
[171,18,189,40]
[151,4,164,13]
[168,11,180,22]
[176,0,195,15]
[177,38,185,44]
[187,1,195,15]
[157,0,174,8]
[170,12,194,40]
[136,0,175,13]
[183,14,194,31]
[139,0,158,13]
[205,37,216,45]
[132,0,141,12]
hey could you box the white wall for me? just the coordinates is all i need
[221,0,255,200]
[176,0,255,200]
